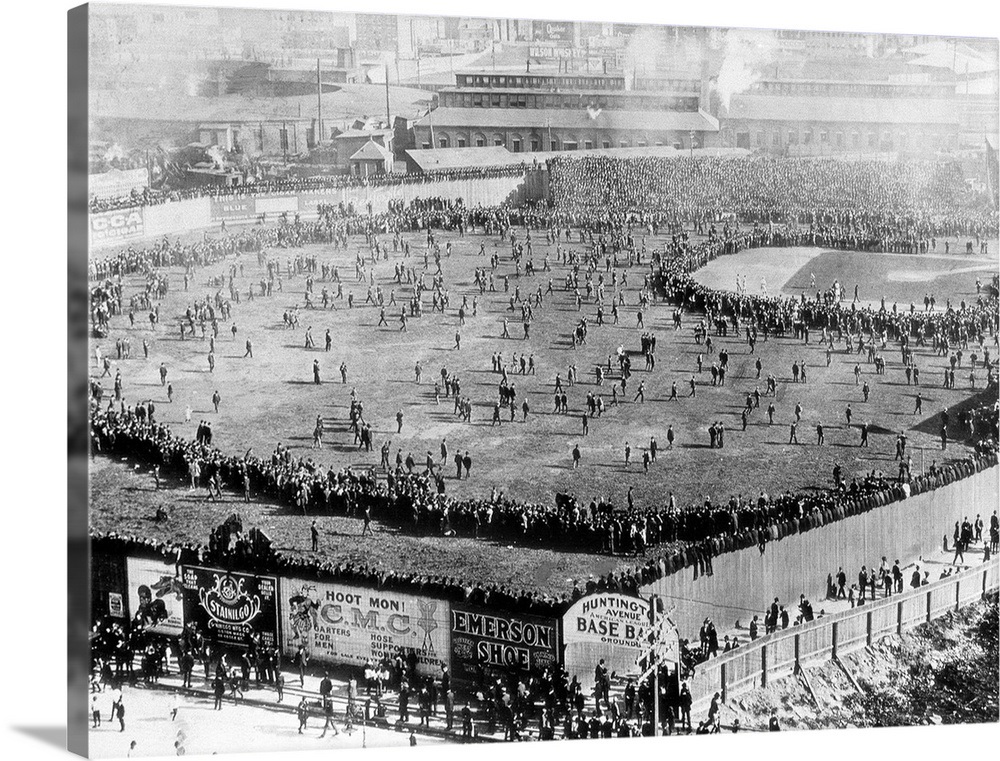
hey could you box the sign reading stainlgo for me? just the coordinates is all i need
[182,567,278,649]
[281,579,450,676]
[450,603,558,682]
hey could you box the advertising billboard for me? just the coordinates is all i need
[89,208,145,244]
[182,566,279,649]
[534,20,575,42]
[209,196,256,222]
[450,603,558,682]
[126,556,185,636]
[254,196,299,215]
[281,579,450,676]
[562,592,654,680]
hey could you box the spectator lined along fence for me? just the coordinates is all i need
[89,164,532,213]
[684,559,1000,711]
[89,387,997,621]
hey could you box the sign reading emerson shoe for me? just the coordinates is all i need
[182,566,278,649]
[90,208,144,243]
[450,603,558,682]
[279,579,450,677]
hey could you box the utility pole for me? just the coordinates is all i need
[637,594,679,737]
[316,58,323,146]
[384,63,391,130]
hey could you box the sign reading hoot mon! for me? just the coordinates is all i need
[281,579,450,676]
[562,593,653,681]
[182,567,279,649]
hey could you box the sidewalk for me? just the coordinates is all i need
[110,660,513,743]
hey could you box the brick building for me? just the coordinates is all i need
[413,68,718,153]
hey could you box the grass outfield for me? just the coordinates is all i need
[695,245,997,309]
[90,225,993,589]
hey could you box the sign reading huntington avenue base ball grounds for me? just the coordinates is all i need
[450,603,559,682]
[281,579,451,675]
[563,594,679,679]
[182,566,279,649]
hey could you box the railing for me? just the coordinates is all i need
[688,559,1000,709]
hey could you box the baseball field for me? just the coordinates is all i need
[90,224,997,593]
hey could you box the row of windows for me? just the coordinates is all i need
[632,78,701,93]
[438,91,699,111]
[455,73,626,91]
[732,128,957,150]
[422,131,697,152]
[757,81,952,98]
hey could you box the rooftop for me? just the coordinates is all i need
[349,140,393,162]
[438,86,698,98]
[90,84,434,125]
[727,94,963,126]
[335,127,393,140]
[405,145,525,172]
[421,107,719,132]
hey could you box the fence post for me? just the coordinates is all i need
[926,589,932,622]
[955,577,961,611]
[831,622,838,659]
[866,611,873,647]
[720,662,727,704]
[761,645,768,688]
[897,600,904,635]
[794,633,800,673]
[984,567,989,598]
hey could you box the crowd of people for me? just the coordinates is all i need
[548,155,999,242]
[88,164,530,213]
[89,385,997,622]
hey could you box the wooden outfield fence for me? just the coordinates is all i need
[688,558,1000,710]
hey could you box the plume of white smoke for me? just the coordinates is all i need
[712,28,781,111]
[185,73,208,97]
[586,105,603,120]
[622,26,668,91]
[206,145,227,168]
[103,143,127,164]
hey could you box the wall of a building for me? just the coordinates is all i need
[642,466,999,639]
[414,126,715,152]
[721,119,959,155]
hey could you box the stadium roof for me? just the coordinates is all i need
[422,107,719,132]
[727,95,962,125]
